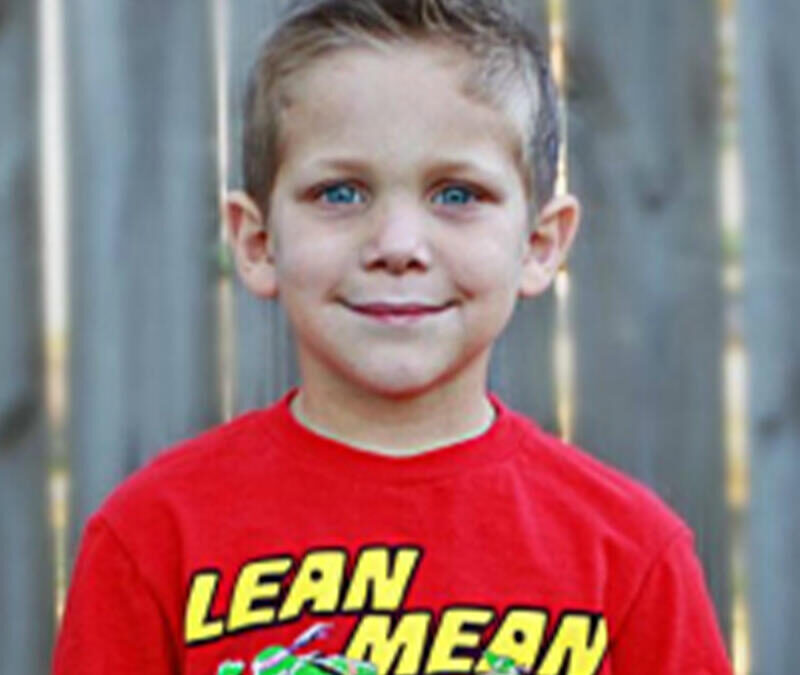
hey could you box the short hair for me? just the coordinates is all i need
[242,0,559,225]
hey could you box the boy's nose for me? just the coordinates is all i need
[360,206,433,273]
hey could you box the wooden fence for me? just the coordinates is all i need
[1,0,797,673]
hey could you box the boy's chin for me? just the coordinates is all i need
[340,362,458,401]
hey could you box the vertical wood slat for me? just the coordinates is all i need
[738,0,800,670]
[65,0,221,562]
[0,1,54,672]
[489,0,558,431]
[565,0,730,643]
[228,0,299,414]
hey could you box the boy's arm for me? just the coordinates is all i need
[609,527,733,674]
[51,514,179,674]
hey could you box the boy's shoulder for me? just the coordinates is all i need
[511,408,692,548]
[93,392,691,561]
[94,405,273,531]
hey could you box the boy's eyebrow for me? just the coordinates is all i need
[302,156,372,174]
[300,155,508,184]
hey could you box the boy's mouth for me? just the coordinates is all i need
[342,300,456,319]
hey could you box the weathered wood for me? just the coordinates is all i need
[227,0,300,413]
[566,0,730,644]
[489,0,557,429]
[0,1,55,671]
[738,0,800,670]
[65,1,220,564]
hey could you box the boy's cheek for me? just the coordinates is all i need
[274,243,347,292]
[449,245,521,293]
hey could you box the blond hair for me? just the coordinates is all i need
[242,0,559,222]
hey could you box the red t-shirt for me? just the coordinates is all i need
[52,387,732,674]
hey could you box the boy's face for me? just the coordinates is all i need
[227,42,579,399]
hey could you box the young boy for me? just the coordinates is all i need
[52,1,733,673]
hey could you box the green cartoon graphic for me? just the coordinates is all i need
[482,651,526,675]
[216,663,247,675]
[215,622,525,675]
[215,622,378,675]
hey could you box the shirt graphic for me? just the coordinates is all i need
[187,545,609,675]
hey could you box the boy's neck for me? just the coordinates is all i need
[289,376,496,458]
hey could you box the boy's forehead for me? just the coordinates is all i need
[276,44,525,179]
[284,40,469,97]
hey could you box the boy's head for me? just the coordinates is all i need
[226,0,580,401]
[242,0,560,222]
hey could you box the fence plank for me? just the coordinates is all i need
[565,0,730,643]
[0,1,54,671]
[227,0,299,414]
[65,1,220,563]
[488,0,557,429]
[738,0,800,670]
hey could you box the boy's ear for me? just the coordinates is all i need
[224,190,279,299]
[519,193,581,297]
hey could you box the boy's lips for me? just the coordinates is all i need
[342,300,456,317]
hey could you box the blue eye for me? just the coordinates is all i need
[434,185,478,206]
[318,183,365,204]
[314,182,482,207]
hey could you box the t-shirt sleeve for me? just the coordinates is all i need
[609,527,733,674]
[51,514,179,674]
